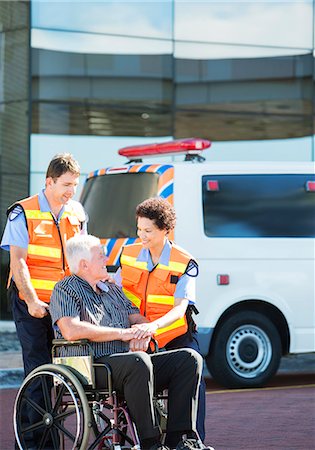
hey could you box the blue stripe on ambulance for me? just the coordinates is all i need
[159,183,173,198]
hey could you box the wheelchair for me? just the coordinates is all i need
[13,339,168,450]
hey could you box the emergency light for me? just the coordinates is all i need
[305,180,315,192]
[118,138,211,162]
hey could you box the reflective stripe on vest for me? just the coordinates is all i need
[121,253,187,275]
[147,294,174,305]
[24,210,53,220]
[155,317,186,337]
[31,279,58,291]
[120,254,148,270]
[122,287,142,309]
[158,261,187,273]
[28,244,61,259]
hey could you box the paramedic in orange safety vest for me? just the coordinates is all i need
[0,153,87,450]
[114,197,206,442]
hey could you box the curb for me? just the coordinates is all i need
[0,368,24,389]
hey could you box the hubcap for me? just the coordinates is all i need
[43,412,53,428]
[226,324,272,378]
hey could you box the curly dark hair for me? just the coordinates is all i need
[136,197,176,232]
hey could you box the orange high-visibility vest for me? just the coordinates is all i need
[120,242,196,347]
[9,194,85,302]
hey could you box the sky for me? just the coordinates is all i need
[31,0,314,58]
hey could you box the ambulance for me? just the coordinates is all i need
[80,138,315,388]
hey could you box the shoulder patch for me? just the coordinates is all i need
[8,205,23,221]
[185,259,199,277]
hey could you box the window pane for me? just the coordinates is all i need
[32,1,173,39]
[81,172,159,238]
[175,1,313,52]
[174,51,313,142]
[202,174,315,237]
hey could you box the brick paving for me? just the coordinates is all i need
[1,381,314,450]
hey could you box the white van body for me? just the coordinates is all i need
[81,155,315,388]
[173,162,314,349]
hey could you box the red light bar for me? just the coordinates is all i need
[118,138,211,158]
[305,181,315,192]
[207,180,219,191]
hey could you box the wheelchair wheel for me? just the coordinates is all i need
[14,364,91,450]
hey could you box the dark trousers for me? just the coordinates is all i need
[95,348,203,444]
[166,332,206,442]
[9,283,54,447]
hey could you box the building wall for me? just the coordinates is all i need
[0,1,30,319]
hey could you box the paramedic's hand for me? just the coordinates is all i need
[129,336,151,352]
[119,327,140,342]
[100,274,115,283]
[27,299,49,318]
[131,322,158,339]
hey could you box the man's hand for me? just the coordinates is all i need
[129,336,151,352]
[26,299,49,318]
[10,246,50,319]
[119,327,141,341]
[131,322,158,339]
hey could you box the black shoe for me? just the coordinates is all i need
[176,438,215,450]
[149,444,170,450]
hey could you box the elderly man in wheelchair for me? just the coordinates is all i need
[13,234,214,450]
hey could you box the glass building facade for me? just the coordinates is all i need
[0,0,314,318]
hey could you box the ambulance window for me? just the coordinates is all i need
[81,172,159,238]
[202,174,315,238]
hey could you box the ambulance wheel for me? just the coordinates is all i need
[206,311,281,388]
[14,364,91,450]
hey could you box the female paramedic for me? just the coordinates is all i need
[114,197,207,443]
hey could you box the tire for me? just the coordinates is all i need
[13,364,91,450]
[206,310,282,388]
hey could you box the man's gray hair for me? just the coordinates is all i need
[66,234,101,274]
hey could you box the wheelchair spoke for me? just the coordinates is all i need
[50,427,60,450]
[52,384,66,414]
[55,405,78,422]
[40,375,52,412]
[38,427,50,450]
[20,420,45,434]
[53,420,76,443]
[24,396,46,416]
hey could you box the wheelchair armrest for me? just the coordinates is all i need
[93,362,113,396]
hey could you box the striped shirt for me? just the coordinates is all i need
[50,275,140,358]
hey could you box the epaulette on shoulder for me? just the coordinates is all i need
[185,259,199,277]
[7,204,24,221]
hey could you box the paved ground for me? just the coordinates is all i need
[1,374,314,450]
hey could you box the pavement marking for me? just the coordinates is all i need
[206,384,315,394]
